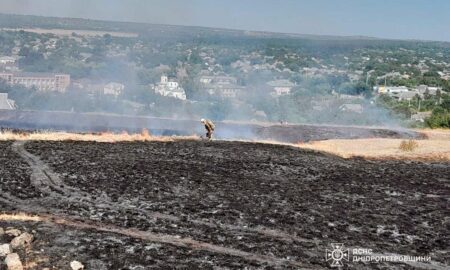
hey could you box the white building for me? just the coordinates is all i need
[104,82,125,97]
[0,72,71,92]
[0,56,15,65]
[0,93,16,110]
[199,75,244,98]
[267,79,295,96]
[378,86,409,94]
[205,83,245,98]
[154,75,186,100]
[376,84,448,101]
[416,85,442,96]
[199,75,237,85]
[392,91,418,101]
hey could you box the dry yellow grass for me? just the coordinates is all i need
[416,128,450,140]
[298,138,450,161]
[0,130,200,143]
[399,139,419,152]
[0,213,43,222]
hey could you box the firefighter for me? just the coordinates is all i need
[201,118,215,140]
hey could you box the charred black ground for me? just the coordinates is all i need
[0,140,449,269]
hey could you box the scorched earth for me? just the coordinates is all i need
[0,140,448,269]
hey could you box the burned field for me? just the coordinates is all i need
[0,140,449,269]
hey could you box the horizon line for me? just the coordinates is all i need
[1,12,449,44]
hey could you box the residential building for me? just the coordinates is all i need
[332,91,365,100]
[104,82,125,97]
[377,86,409,95]
[267,79,295,96]
[411,111,432,122]
[0,72,70,92]
[416,85,442,96]
[0,93,16,110]
[0,56,18,71]
[0,56,15,65]
[389,85,445,100]
[199,75,237,85]
[154,75,186,100]
[392,91,418,101]
[199,75,244,98]
[204,83,245,98]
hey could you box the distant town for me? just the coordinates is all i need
[0,13,449,128]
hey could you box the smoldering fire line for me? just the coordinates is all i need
[0,109,421,143]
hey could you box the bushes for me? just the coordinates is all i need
[399,140,419,152]
[426,110,450,128]
[424,96,450,128]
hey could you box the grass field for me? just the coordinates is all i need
[0,130,199,143]
[298,129,450,161]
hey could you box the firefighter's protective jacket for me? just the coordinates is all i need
[204,119,215,132]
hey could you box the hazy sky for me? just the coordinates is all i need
[0,0,449,41]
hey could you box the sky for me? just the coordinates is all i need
[0,0,449,42]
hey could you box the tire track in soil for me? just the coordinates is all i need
[5,141,448,270]
[1,211,448,270]
[12,141,315,243]
[0,213,314,269]
[8,141,316,268]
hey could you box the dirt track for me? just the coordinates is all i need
[0,140,449,269]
